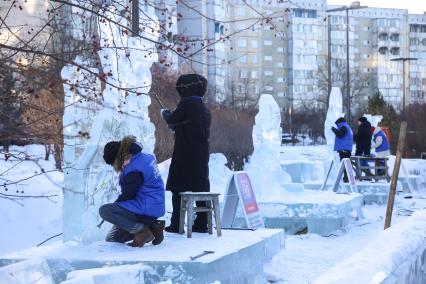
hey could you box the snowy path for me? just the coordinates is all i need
[264,199,426,283]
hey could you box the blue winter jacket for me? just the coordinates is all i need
[334,121,353,152]
[374,130,390,152]
[117,153,165,218]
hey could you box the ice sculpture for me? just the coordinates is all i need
[324,87,344,181]
[245,94,291,201]
[62,2,158,243]
[363,114,383,128]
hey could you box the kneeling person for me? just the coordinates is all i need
[99,136,165,247]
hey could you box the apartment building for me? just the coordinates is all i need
[230,0,327,113]
[176,0,232,102]
[327,7,426,111]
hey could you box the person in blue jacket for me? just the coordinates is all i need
[371,126,391,176]
[99,136,166,247]
[331,117,353,182]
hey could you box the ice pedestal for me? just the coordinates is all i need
[232,190,364,236]
[0,258,54,284]
[304,181,404,205]
[61,264,149,284]
[0,229,284,284]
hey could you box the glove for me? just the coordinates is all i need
[160,108,170,119]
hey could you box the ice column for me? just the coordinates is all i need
[245,94,291,201]
[324,87,344,181]
[62,2,158,243]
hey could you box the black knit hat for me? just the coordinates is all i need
[358,117,368,123]
[103,141,121,165]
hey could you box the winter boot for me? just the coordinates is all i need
[131,226,154,247]
[150,220,165,245]
[192,212,208,233]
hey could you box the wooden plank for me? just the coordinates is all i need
[384,121,407,230]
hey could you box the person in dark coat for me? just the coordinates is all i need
[161,74,211,233]
[354,116,373,177]
[331,117,353,182]
[354,117,372,156]
[99,136,166,247]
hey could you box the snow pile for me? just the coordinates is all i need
[0,258,53,284]
[313,209,426,284]
[244,94,291,201]
[62,264,149,284]
[0,145,63,256]
[61,2,158,243]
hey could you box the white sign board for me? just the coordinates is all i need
[332,158,358,194]
[221,171,265,229]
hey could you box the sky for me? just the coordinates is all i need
[327,0,426,14]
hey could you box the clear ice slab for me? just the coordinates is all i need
[0,229,284,284]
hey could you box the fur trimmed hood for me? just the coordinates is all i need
[113,135,137,172]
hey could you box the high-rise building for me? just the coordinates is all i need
[176,0,232,103]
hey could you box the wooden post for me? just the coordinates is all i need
[384,121,407,230]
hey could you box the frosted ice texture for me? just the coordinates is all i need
[245,94,291,201]
[0,258,53,284]
[324,87,344,181]
[62,2,158,243]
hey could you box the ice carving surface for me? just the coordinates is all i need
[0,258,53,284]
[62,2,158,243]
[245,94,291,201]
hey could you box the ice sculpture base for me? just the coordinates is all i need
[280,161,321,183]
[233,190,363,236]
[304,181,403,205]
[0,229,284,284]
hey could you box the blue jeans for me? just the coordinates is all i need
[99,203,156,242]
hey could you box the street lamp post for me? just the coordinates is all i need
[390,57,418,112]
[327,2,367,124]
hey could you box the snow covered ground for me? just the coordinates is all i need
[2,145,426,283]
[0,145,63,256]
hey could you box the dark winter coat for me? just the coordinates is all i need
[354,120,372,156]
[163,74,211,193]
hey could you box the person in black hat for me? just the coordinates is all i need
[354,117,373,177]
[160,74,211,234]
[99,136,166,247]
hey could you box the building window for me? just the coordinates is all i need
[264,40,272,46]
[251,55,258,63]
[378,47,388,55]
[239,55,247,63]
[276,62,285,68]
[240,70,248,78]
[277,47,284,53]
[251,40,258,48]
[390,47,400,55]
[277,77,285,83]
[277,92,285,97]
[390,33,399,41]
[238,39,247,48]
[264,70,273,76]
[251,70,258,79]
[264,55,272,61]
[265,85,273,91]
